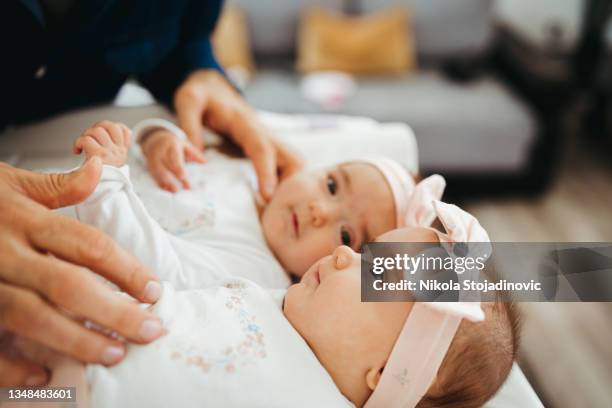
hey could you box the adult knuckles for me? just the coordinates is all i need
[108,302,140,333]
[0,194,39,228]
[120,256,148,292]
[245,137,272,161]
[0,238,32,278]
[43,267,85,309]
[31,213,67,244]
[68,334,100,362]
[175,85,200,105]
[0,285,16,325]
[78,230,115,265]
[0,288,45,335]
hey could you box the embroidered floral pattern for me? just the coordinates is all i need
[169,282,267,375]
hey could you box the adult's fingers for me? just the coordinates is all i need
[27,212,161,305]
[17,157,102,209]
[275,141,305,181]
[0,283,127,366]
[3,252,162,344]
[241,129,277,200]
[0,352,48,387]
[175,88,206,150]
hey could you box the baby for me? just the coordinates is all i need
[22,249,519,408]
[18,122,518,408]
[70,119,444,289]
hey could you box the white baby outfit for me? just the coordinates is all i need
[87,281,350,408]
[74,136,290,290]
[75,163,350,407]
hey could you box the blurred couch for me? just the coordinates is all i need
[579,2,612,148]
[227,0,551,196]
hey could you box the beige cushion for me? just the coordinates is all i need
[296,7,416,75]
[212,5,255,73]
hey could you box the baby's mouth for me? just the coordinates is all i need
[302,262,321,288]
[292,210,300,238]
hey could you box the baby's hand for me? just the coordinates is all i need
[140,129,206,193]
[73,120,132,167]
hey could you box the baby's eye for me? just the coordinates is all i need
[326,175,338,195]
[340,227,352,247]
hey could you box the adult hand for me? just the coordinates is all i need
[0,158,164,386]
[174,69,304,200]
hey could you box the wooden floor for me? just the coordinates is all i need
[464,137,612,408]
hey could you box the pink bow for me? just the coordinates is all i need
[402,175,446,227]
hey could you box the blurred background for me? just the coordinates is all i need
[211,0,612,406]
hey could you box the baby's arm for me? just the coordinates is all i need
[74,165,186,284]
[73,120,232,288]
[72,122,200,288]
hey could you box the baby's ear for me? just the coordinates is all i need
[365,365,384,391]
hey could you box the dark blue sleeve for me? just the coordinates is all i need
[138,0,225,107]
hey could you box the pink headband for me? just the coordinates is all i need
[365,202,490,408]
[359,157,446,228]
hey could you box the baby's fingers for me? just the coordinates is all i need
[95,121,127,146]
[185,143,206,164]
[148,160,179,193]
[119,123,132,146]
[167,146,190,189]
[73,136,102,157]
[84,126,113,147]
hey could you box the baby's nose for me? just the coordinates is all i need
[309,201,330,227]
[332,245,354,270]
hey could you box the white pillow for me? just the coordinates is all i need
[258,110,419,174]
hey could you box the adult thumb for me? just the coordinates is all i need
[19,157,103,209]
[175,91,206,151]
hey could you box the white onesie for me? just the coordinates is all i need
[87,280,351,408]
[75,165,351,407]
[74,150,290,289]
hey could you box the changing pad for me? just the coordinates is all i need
[0,87,542,408]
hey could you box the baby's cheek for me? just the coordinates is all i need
[299,238,335,275]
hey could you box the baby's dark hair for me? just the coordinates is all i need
[417,298,521,408]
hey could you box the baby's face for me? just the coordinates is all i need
[283,227,440,405]
[283,245,411,405]
[261,162,396,277]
